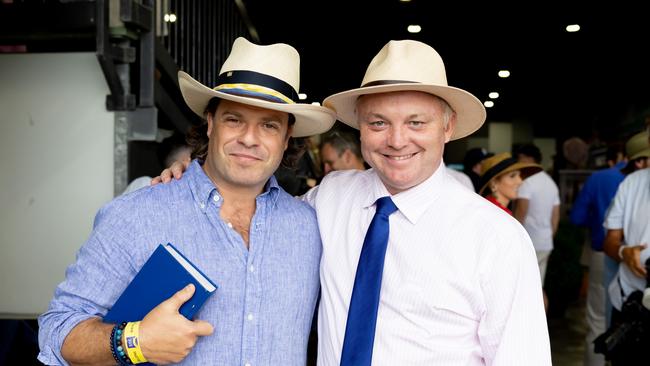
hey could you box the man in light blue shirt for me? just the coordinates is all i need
[601,130,650,365]
[570,147,626,366]
[38,37,335,365]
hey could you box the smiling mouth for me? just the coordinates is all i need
[231,153,261,161]
[384,152,417,161]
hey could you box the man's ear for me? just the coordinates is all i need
[284,125,294,151]
[342,149,353,164]
[206,113,214,137]
[444,113,457,143]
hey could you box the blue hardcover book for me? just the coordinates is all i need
[104,243,217,324]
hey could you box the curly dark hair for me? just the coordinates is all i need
[186,97,306,170]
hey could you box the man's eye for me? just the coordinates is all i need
[369,121,386,127]
[225,117,240,123]
[263,122,280,130]
[409,121,424,127]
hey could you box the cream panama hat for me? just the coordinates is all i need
[178,37,336,137]
[323,40,486,140]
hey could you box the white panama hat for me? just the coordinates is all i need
[179,37,336,137]
[323,39,486,140]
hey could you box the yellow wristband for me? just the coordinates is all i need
[123,321,148,364]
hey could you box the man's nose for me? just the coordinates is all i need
[238,123,260,147]
[387,127,407,149]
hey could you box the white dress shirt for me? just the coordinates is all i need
[445,165,474,191]
[304,163,551,366]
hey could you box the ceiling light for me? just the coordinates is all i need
[298,93,307,100]
[498,70,510,78]
[488,92,499,99]
[164,13,177,23]
[311,102,321,106]
[484,101,494,108]
[399,0,411,2]
[566,24,580,32]
[407,25,421,33]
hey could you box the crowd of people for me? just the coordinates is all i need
[35,35,650,366]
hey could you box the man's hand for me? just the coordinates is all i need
[621,244,648,278]
[150,160,190,185]
[139,284,214,364]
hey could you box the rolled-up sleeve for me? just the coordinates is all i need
[38,203,135,365]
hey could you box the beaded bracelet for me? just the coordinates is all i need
[109,322,132,365]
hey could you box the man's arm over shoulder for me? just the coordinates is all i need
[477,222,551,365]
[299,169,363,207]
[300,184,320,207]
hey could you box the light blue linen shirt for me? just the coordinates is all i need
[38,160,322,365]
[604,168,650,310]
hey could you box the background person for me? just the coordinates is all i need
[463,147,492,192]
[319,128,366,175]
[570,141,632,366]
[601,130,650,365]
[478,152,542,215]
[514,143,561,311]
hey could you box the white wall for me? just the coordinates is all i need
[0,53,114,317]
[488,122,513,153]
[533,138,557,171]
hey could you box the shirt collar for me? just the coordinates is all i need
[364,160,447,224]
[186,159,281,208]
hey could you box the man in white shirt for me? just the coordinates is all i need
[601,130,650,365]
[513,144,560,312]
[159,40,551,365]
[310,40,550,365]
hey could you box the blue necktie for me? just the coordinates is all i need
[340,196,398,366]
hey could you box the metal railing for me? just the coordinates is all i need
[159,0,251,86]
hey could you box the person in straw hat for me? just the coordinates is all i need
[158,39,552,365]
[477,152,542,215]
[302,39,551,366]
[600,129,650,365]
[38,37,336,366]
[573,131,649,366]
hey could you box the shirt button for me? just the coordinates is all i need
[199,203,205,209]
[213,195,220,202]
[247,313,254,321]
[245,363,251,366]
[249,265,255,273]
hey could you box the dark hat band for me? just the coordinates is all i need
[361,79,418,87]
[479,157,518,190]
[215,70,298,103]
